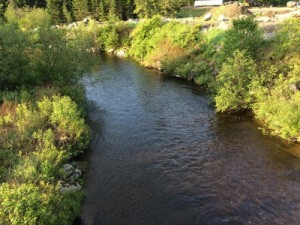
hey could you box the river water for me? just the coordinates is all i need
[80,54,300,225]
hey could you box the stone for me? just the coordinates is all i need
[63,164,73,176]
[263,32,275,41]
[203,13,212,21]
[116,50,126,56]
[60,182,82,194]
[218,21,229,30]
[287,1,297,7]
[218,15,228,21]
[275,11,300,21]
[255,16,271,22]
[201,27,208,33]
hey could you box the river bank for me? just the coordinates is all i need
[77,11,300,144]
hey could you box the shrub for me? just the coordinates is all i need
[253,65,300,141]
[0,182,83,225]
[272,18,300,59]
[219,17,264,63]
[5,5,51,31]
[129,16,164,61]
[215,50,257,112]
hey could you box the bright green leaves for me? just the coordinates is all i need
[215,50,257,112]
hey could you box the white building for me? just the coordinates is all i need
[194,0,223,6]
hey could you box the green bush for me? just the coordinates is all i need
[5,5,51,31]
[0,183,83,225]
[219,17,264,63]
[272,18,300,60]
[254,65,300,141]
[129,16,164,61]
[129,17,203,69]
[215,50,258,112]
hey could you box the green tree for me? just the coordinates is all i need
[215,50,258,112]
[47,0,66,24]
[220,17,263,61]
[0,0,8,21]
[73,0,89,20]
[160,0,180,17]
[134,0,160,18]
[108,0,119,21]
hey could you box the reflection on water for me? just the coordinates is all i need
[80,54,300,225]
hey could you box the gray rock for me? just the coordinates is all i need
[203,13,212,21]
[116,50,126,56]
[218,15,228,21]
[264,32,275,40]
[255,16,271,22]
[60,182,82,193]
[63,164,73,176]
[218,21,230,30]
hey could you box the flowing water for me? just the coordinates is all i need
[80,54,300,225]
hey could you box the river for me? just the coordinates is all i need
[80,54,300,225]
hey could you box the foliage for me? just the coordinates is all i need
[0,17,93,90]
[0,95,89,224]
[219,17,264,63]
[272,18,300,59]
[215,50,257,112]
[129,17,203,64]
[0,0,8,21]
[5,4,51,30]
[175,7,208,18]
[46,0,66,24]
[0,23,31,90]
[253,65,300,141]
[0,183,83,225]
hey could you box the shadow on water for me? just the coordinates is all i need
[80,54,300,225]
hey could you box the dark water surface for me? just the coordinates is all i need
[80,55,300,225]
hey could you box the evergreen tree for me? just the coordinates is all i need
[134,0,160,18]
[73,0,89,20]
[98,0,106,21]
[47,0,66,24]
[108,0,119,21]
[0,0,8,21]
[160,0,180,17]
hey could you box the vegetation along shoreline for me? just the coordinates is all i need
[0,0,300,224]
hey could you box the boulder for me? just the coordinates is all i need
[60,182,82,194]
[287,1,297,7]
[218,15,228,21]
[63,164,73,177]
[116,50,126,57]
[203,13,212,21]
[263,32,275,40]
[107,49,115,54]
[218,21,230,30]
[255,16,271,22]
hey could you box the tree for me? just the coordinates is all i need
[73,0,89,20]
[0,0,8,21]
[215,50,258,112]
[134,0,160,18]
[220,17,263,60]
[160,0,180,17]
[47,0,66,24]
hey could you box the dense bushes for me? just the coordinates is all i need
[129,17,203,70]
[213,17,300,141]
[215,50,257,112]
[0,21,92,90]
[0,8,93,224]
[219,17,264,62]
[0,95,89,224]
